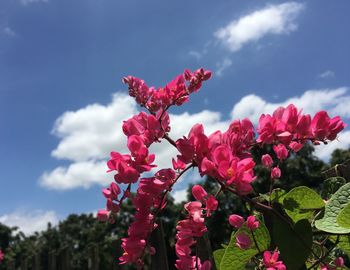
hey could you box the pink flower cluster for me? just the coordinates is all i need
[97,67,347,269]
[263,250,286,270]
[175,120,256,195]
[175,185,216,270]
[257,104,346,147]
[228,214,260,250]
[0,249,4,263]
[123,68,211,113]
[119,169,176,266]
[321,257,345,270]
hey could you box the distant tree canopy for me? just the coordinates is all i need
[1,146,349,270]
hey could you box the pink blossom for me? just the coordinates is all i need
[289,141,303,152]
[172,158,186,170]
[236,232,252,249]
[192,184,208,201]
[122,76,152,107]
[246,216,259,230]
[175,186,216,270]
[205,195,218,216]
[328,116,346,140]
[229,214,244,228]
[0,249,4,263]
[273,144,288,161]
[271,167,281,179]
[311,111,330,140]
[261,154,273,168]
[257,104,345,146]
[263,250,286,270]
[334,257,344,267]
[122,112,167,146]
[97,210,110,222]
[184,68,212,93]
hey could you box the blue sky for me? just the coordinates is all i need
[1,0,350,234]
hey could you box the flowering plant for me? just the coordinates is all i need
[98,68,350,270]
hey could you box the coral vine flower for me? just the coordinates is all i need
[263,250,286,270]
[98,68,348,270]
[0,249,4,263]
[175,185,217,269]
[236,232,252,249]
[271,167,281,179]
[261,154,273,168]
[192,184,208,201]
[273,144,288,161]
[334,257,345,267]
[246,215,259,230]
[229,214,244,228]
[257,104,345,147]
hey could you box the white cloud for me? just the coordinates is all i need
[3,27,16,37]
[215,2,304,52]
[318,70,335,79]
[188,51,203,60]
[0,210,59,235]
[172,189,188,204]
[20,0,48,5]
[216,58,233,77]
[40,161,110,190]
[41,87,350,190]
[313,131,350,161]
[51,93,136,162]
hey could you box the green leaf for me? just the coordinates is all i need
[337,202,350,228]
[220,219,270,270]
[321,177,346,199]
[271,188,287,203]
[315,183,350,234]
[273,218,313,270]
[213,249,225,270]
[283,186,325,223]
[330,235,350,258]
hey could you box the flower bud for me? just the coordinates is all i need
[261,154,273,168]
[192,185,207,201]
[271,167,281,179]
[229,214,244,228]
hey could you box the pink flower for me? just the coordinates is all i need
[172,158,186,170]
[334,257,344,267]
[184,68,212,93]
[311,111,330,140]
[229,214,244,228]
[246,216,259,230]
[192,184,208,201]
[273,144,288,161]
[289,141,303,152]
[328,116,346,140]
[236,232,252,249]
[97,210,110,222]
[271,167,281,179]
[205,195,218,215]
[263,250,286,270]
[0,249,4,262]
[261,154,273,168]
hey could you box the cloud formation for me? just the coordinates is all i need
[318,70,336,79]
[215,2,304,52]
[216,58,233,77]
[0,210,59,235]
[3,27,16,37]
[41,87,350,190]
[20,0,48,5]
